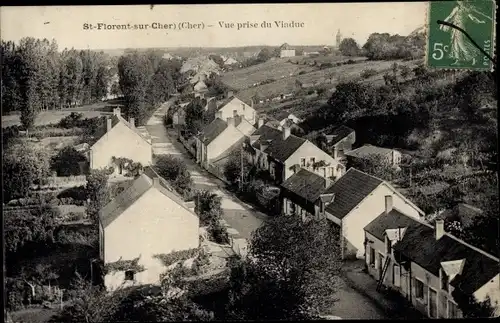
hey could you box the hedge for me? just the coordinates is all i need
[153,248,200,267]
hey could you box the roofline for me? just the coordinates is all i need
[345,144,394,157]
[443,232,499,262]
[91,115,151,149]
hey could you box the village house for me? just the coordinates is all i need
[216,95,257,125]
[195,113,256,169]
[345,144,403,167]
[323,125,356,159]
[313,168,425,259]
[364,210,500,318]
[99,167,199,290]
[245,123,345,184]
[171,102,190,126]
[194,80,208,99]
[89,108,152,172]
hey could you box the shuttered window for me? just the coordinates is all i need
[393,264,401,287]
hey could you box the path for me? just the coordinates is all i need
[145,101,267,239]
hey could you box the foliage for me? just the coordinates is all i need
[194,190,223,226]
[184,97,208,135]
[51,146,88,176]
[104,256,146,275]
[451,288,495,318]
[207,220,230,245]
[226,215,342,320]
[110,156,143,177]
[85,169,110,223]
[223,148,252,185]
[360,68,377,79]
[339,38,360,57]
[155,155,193,198]
[58,112,84,128]
[362,32,425,60]
[4,205,59,253]
[153,248,200,268]
[3,142,51,202]
[349,153,400,180]
[58,185,88,201]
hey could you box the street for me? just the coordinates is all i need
[144,102,389,320]
[145,101,267,240]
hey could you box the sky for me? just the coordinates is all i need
[1,3,427,50]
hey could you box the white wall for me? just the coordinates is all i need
[104,187,199,289]
[206,125,245,161]
[90,122,152,169]
[474,274,500,316]
[341,184,422,259]
[219,98,256,124]
[285,141,345,181]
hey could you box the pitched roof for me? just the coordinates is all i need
[199,118,228,145]
[326,125,355,145]
[90,114,150,148]
[345,144,396,159]
[393,221,499,294]
[281,168,331,203]
[251,125,306,162]
[99,166,193,228]
[323,168,383,220]
[364,209,422,242]
[218,96,253,111]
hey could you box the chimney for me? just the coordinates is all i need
[435,219,445,240]
[233,109,238,117]
[129,117,135,128]
[282,126,291,140]
[324,177,331,188]
[227,117,235,127]
[258,118,264,128]
[107,118,112,132]
[215,110,223,119]
[385,195,393,215]
[113,107,121,116]
[332,146,337,159]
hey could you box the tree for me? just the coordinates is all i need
[339,38,360,57]
[184,97,206,135]
[155,156,193,198]
[209,54,225,68]
[51,146,88,176]
[451,288,495,318]
[226,215,342,320]
[256,48,272,63]
[223,148,251,185]
[400,65,411,80]
[85,169,110,223]
[3,142,51,201]
[194,190,223,226]
[4,205,59,254]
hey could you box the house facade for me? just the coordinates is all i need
[89,108,152,171]
[99,168,199,290]
[217,96,256,125]
[195,115,255,169]
[171,102,190,126]
[246,124,345,184]
[323,125,356,159]
[321,168,424,259]
[364,212,500,318]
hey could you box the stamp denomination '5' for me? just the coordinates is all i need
[427,0,495,70]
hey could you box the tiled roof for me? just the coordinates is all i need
[90,114,150,148]
[364,209,421,242]
[251,125,306,162]
[324,168,383,220]
[393,222,499,294]
[326,125,355,145]
[281,168,331,203]
[99,166,193,228]
[199,118,228,145]
[345,144,395,159]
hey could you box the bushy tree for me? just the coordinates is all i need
[339,38,360,57]
[194,190,223,226]
[51,146,88,176]
[184,97,206,135]
[85,169,110,223]
[226,215,342,320]
[223,148,251,186]
[155,155,193,198]
[3,142,51,201]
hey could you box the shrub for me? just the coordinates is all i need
[58,112,84,129]
[153,248,200,267]
[155,155,193,199]
[207,220,230,245]
[360,68,377,79]
[58,185,87,201]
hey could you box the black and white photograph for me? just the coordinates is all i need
[2,3,498,322]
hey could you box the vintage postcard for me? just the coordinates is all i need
[2,3,498,323]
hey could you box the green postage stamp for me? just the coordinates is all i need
[427,0,496,70]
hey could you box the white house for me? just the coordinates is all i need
[321,168,425,259]
[99,167,199,290]
[217,96,257,125]
[345,144,403,167]
[280,49,296,58]
[89,108,152,171]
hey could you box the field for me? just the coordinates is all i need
[237,59,421,102]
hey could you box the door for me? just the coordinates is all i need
[378,252,384,280]
[429,288,437,318]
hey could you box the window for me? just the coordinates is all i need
[415,278,425,300]
[125,270,135,281]
[441,270,449,292]
[386,237,392,255]
[323,167,327,177]
[448,300,458,318]
[310,157,316,165]
[300,158,306,167]
[320,201,325,213]
[270,162,275,177]
[393,264,401,287]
